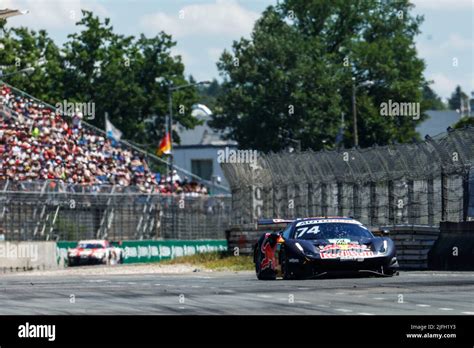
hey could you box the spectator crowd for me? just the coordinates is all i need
[0,84,209,195]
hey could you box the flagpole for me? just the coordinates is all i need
[168,85,173,190]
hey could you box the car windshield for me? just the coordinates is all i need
[78,243,104,249]
[292,222,373,240]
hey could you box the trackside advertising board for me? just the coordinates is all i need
[56,240,227,265]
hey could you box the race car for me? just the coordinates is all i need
[67,240,124,266]
[253,217,399,280]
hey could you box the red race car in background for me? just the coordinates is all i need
[67,240,124,266]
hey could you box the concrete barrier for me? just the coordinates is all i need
[380,225,440,270]
[0,241,59,273]
[56,240,228,265]
[428,221,474,270]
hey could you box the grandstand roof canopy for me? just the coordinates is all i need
[0,9,29,20]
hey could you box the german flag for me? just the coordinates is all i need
[157,132,171,156]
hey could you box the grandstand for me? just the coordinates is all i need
[0,81,226,195]
[0,81,231,241]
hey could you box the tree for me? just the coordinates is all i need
[447,85,469,111]
[60,11,200,146]
[1,11,200,148]
[422,82,445,110]
[196,78,222,110]
[0,20,63,101]
[211,0,427,151]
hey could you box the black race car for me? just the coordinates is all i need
[254,217,399,280]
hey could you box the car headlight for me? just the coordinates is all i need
[94,253,105,258]
[295,242,304,252]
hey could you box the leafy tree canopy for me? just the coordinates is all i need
[0,11,199,149]
[211,0,428,151]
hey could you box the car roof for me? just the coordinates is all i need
[295,216,358,222]
[292,217,363,225]
[78,240,107,244]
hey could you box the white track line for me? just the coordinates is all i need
[335,308,353,313]
[416,304,431,307]
[358,312,374,315]
[462,312,474,315]
[439,308,453,311]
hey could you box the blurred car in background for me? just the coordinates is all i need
[67,240,123,266]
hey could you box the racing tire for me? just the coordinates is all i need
[381,266,397,276]
[67,258,75,267]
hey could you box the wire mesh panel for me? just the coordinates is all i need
[221,127,474,228]
[0,187,232,241]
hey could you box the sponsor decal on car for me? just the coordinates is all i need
[319,242,374,259]
[320,250,375,259]
[260,233,277,270]
[295,219,362,227]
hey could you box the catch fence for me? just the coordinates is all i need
[0,181,231,241]
[221,127,474,228]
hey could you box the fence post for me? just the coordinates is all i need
[463,169,470,221]
[337,182,343,216]
[321,183,327,217]
[428,178,434,225]
[441,172,447,221]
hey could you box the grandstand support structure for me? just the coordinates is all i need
[135,188,158,240]
[96,186,116,240]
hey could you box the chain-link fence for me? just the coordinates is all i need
[0,181,231,241]
[221,127,474,228]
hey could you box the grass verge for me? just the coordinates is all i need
[160,252,254,271]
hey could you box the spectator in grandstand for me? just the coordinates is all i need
[0,84,210,195]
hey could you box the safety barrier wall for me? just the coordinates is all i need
[56,239,227,266]
[0,241,59,272]
[428,221,474,270]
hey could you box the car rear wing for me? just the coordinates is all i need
[257,218,294,226]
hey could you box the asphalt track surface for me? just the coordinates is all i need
[1,268,474,315]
